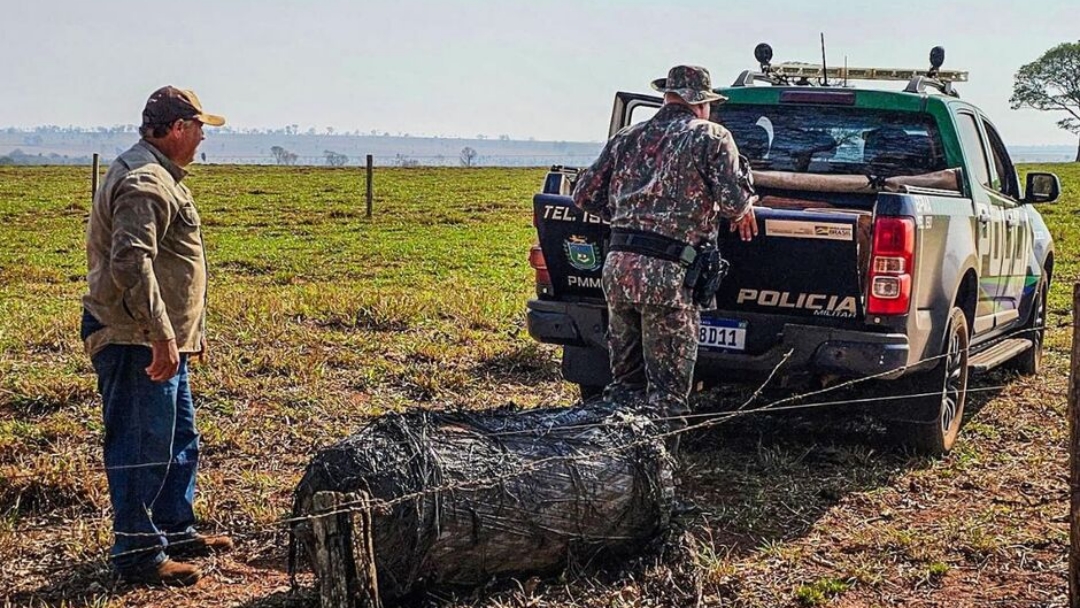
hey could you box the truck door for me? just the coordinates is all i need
[954,111,1006,335]
[980,118,1028,322]
[609,92,663,137]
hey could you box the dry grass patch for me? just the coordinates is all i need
[0,164,1075,607]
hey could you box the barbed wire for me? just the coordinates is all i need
[0,321,1057,579]
[0,324,1051,483]
[9,329,1056,549]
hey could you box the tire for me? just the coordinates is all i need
[1010,280,1046,376]
[578,384,605,402]
[891,307,970,456]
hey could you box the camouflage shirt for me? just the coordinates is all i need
[82,140,207,356]
[572,103,753,308]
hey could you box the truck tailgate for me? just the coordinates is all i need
[715,208,867,323]
[535,195,867,319]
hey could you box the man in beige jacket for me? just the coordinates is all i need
[82,86,231,586]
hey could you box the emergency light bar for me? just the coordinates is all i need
[733,44,967,97]
[772,63,969,83]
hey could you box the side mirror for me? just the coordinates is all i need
[1024,172,1060,204]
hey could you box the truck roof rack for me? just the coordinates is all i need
[730,44,967,98]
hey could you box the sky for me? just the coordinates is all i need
[3,0,1077,146]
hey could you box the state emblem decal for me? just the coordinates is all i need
[564,236,602,271]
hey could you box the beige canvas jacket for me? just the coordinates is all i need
[82,140,207,356]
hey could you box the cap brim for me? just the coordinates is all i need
[650,79,727,104]
[195,113,226,127]
[671,89,728,105]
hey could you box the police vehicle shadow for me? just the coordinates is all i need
[227,375,1014,608]
[674,371,1007,560]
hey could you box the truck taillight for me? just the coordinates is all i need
[529,243,552,295]
[867,216,915,316]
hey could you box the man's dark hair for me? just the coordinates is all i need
[140,122,174,139]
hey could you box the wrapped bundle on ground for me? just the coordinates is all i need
[290,402,675,606]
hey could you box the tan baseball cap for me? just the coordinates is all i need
[141,86,226,127]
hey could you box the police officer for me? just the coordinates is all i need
[573,65,757,444]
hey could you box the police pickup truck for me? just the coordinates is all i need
[526,46,1061,454]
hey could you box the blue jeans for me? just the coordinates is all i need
[91,344,200,572]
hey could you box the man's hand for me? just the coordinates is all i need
[730,204,758,242]
[193,336,209,365]
[146,338,180,382]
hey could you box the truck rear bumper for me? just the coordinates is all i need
[699,324,910,379]
[527,299,911,384]
[526,299,607,348]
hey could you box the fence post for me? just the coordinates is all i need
[91,153,100,200]
[1071,282,1080,608]
[312,492,358,608]
[365,155,373,218]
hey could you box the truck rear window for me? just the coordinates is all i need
[715,104,947,177]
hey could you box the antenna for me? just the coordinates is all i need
[820,33,829,86]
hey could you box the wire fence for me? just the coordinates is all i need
[3,324,1055,570]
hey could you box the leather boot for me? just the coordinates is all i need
[168,533,235,559]
[119,559,202,587]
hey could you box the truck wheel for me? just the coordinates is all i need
[1010,280,1046,376]
[892,307,970,456]
[578,384,605,402]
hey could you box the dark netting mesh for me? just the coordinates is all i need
[291,401,675,602]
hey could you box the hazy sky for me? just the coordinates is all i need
[4,0,1077,145]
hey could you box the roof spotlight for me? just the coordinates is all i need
[929,46,945,76]
[754,43,774,70]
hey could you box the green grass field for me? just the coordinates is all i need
[0,163,1076,607]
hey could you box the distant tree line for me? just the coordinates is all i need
[0,148,94,166]
[0,124,536,140]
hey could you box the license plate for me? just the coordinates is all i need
[698,317,747,351]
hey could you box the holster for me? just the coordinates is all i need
[686,243,729,308]
[609,229,728,308]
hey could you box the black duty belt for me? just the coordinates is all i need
[608,228,697,267]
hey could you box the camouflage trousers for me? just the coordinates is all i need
[605,301,700,420]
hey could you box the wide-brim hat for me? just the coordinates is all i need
[142,86,226,128]
[650,65,727,104]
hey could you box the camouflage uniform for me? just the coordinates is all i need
[572,65,754,419]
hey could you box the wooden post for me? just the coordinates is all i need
[1071,283,1080,608]
[91,153,100,200]
[351,496,381,608]
[312,492,358,608]
[365,155,373,218]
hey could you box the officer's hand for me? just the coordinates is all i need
[146,338,180,382]
[730,205,758,242]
